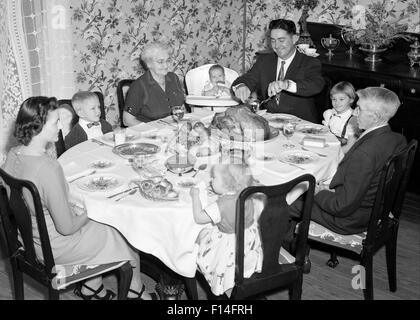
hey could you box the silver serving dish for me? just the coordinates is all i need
[131,179,179,202]
[112,142,160,159]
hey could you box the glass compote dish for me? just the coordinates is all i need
[282,120,296,149]
[321,34,340,57]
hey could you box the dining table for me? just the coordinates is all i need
[58,109,344,278]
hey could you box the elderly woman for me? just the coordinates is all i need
[2,96,156,300]
[123,41,185,126]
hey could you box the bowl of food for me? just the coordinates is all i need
[165,154,197,176]
[133,178,179,201]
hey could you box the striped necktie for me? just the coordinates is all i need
[278,60,285,81]
[275,60,286,105]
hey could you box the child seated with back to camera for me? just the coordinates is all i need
[323,81,361,153]
[189,160,265,297]
[65,91,113,150]
[201,64,232,97]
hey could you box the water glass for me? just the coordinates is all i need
[113,127,126,146]
[171,105,185,123]
[282,121,296,149]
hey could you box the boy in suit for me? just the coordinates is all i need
[65,91,112,150]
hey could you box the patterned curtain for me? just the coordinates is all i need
[21,0,75,98]
[0,0,75,163]
[0,0,28,164]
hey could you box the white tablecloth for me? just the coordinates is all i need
[58,111,343,277]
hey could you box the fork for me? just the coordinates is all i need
[68,170,96,183]
[301,146,327,157]
[277,159,305,170]
[91,138,110,147]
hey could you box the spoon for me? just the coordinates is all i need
[192,164,207,178]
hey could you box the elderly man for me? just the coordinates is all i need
[232,19,325,122]
[289,87,406,235]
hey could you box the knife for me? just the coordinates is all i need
[107,186,138,199]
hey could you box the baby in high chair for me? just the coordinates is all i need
[323,81,360,153]
[190,161,264,296]
[201,64,232,97]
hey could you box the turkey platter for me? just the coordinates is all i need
[210,106,279,142]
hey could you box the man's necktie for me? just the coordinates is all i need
[87,122,100,128]
[275,60,286,105]
[278,60,285,81]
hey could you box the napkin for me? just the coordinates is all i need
[66,169,96,183]
[302,136,327,148]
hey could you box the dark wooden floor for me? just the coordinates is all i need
[1,193,419,300]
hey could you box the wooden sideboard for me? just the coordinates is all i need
[307,22,420,193]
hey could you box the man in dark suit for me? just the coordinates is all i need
[289,87,407,235]
[232,19,325,123]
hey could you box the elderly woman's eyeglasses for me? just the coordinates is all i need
[154,58,171,65]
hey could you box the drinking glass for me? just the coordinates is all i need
[171,105,185,124]
[113,126,126,146]
[282,121,296,149]
[171,105,185,148]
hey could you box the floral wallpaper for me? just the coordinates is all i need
[70,0,419,125]
[71,0,244,124]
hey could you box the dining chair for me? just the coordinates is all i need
[305,139,418,300]
[116,79,134,128]
[0,168,133,300]
[185,173,316,300]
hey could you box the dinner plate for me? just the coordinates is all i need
[267,113,301,128]
[252,152,277,163]
[177,178,197,188]
[113,142,161,159]
[102,132,139,143]
[76,174,125,192]
[210,125,279,146]
[296,123,329,135]
[279,150,319,165]
[89,159,116,170]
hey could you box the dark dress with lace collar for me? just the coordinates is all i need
[124,70,185,122]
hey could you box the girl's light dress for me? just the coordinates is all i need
[196,193,264,296]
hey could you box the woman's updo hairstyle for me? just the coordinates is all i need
[14,96,57,146]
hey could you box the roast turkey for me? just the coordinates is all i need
[210,105,271,141]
